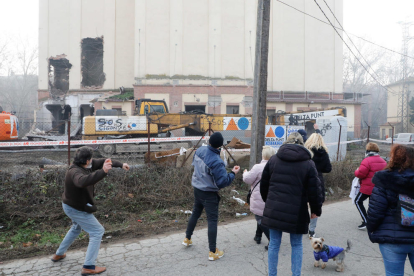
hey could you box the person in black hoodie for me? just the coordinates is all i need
[304,132,332,237]
[260,132,323,276]
[367,145,414,276]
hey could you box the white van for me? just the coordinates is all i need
[387,133,414,143]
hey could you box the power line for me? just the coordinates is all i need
[313,0,400,96]
[275,0,414,60]
[322,0,385,86]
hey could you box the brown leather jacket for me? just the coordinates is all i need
[62,158,123,212]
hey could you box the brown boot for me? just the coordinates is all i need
[81,266,106,275]
[51,253,66,262]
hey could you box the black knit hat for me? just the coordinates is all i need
[209,132,224,148]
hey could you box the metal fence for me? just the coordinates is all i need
[0,115,408,174]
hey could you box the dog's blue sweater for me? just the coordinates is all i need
[314,245,344,262]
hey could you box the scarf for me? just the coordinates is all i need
[365,151,379,158]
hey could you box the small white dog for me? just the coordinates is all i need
[310,237,352,272]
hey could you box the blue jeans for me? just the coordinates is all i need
[56,203,105,266]
[379,243,414,276]
[268,229,303,276]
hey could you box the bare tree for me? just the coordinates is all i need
[342,39,403,136]
[0,36,38,120]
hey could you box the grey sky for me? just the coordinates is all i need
[0,0,412,69]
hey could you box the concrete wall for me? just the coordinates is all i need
[38,0,135,91]
[101,101,134,116]
[40,0,343,92]
[133,0,343,92]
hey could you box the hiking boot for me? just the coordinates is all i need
[253,236,261,244]
[208,248,224,261]
[358,222,367,230]
[51,253,66,262]
[182,238,192,247]
[81,266,106,275]
[308,231,316,238]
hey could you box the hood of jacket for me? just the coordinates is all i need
[311,148,327,161]
[276,143,313,162]
[373,168,414,196]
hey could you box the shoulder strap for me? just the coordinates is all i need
[251,179,261,193]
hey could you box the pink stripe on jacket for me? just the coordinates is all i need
[243,159,268,217]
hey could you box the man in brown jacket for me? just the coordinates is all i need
[51,146,130,275]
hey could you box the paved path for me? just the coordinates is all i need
[1,200,414,276]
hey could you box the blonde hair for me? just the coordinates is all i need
[304,133,329,153]
[262,146,276,160]
[284,132,304,145]
[366,142,380,152]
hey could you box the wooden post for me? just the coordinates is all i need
[250,0,271,169]
[67,113,71,166]
[364,121,370,143]
[147,119,151,164]
[388,122,394,146]
[336,119,342,161]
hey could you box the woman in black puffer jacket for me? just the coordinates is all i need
[304,132,332,238]
[367,145,414,276]
[260,132,323,276]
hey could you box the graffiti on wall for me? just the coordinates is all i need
[95,116,147,132]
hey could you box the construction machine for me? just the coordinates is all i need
[81,99,346,156]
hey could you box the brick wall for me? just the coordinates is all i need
[38,90,50,101]
[134,85,253,114]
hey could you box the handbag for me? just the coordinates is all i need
[397,194,414,227]
[247,179,261,205]
[349,177,360,204]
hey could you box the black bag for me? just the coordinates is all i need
[85,203,97,213]
[247,180,261,205]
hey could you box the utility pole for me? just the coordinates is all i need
[250,0,271,168]
[397,21,412,133]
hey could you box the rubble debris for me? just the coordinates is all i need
[49,54,72,96]
[227,137,251,149]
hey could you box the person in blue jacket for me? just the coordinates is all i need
[367,145,414,276]
[182,132,240,261]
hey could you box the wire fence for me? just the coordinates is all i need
[0,114,409,174]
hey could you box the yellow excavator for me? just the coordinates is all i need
[81,99,345,156]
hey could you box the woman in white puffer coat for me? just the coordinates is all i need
[243,146,276,249]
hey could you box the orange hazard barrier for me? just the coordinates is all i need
[0,112,19,141]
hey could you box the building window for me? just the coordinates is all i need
[226,105,239,114]
[81,37,106,88]
[185,105,205,113]
[267,109,276,116]
[112,108,125,116]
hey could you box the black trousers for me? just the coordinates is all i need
[255,215,270,241]
[255,223,263,238]
[355,192,370,223]
[186,188,220,253]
